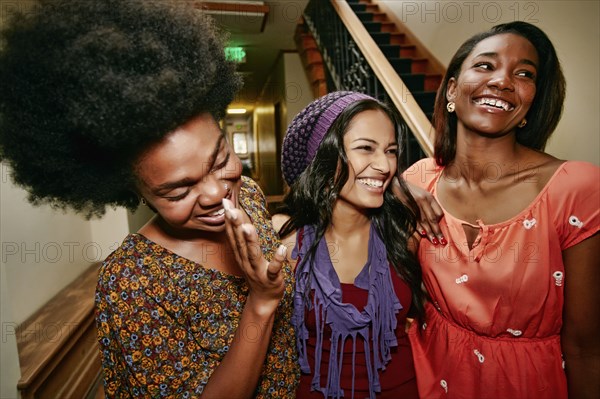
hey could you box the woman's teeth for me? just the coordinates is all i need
[358,178,383,188]
[208,208,225,217]
[474,98,514,111]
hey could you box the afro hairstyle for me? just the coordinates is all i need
[0,0,242,217]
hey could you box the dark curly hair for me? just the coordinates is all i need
[0,0,241,217]
[433,21,566,166]
[279,99,424,316]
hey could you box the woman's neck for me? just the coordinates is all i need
[450,130,524,183]
[327,200,371,239]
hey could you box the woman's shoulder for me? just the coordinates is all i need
[99,234,162,281]
[548,160,600,194]
[271,213,298,265]
[241,175,264,196]
[272,213,291,234]
[402,157,441,188]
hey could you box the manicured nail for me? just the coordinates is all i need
[440,237,448,245]
[431,237,439,245]
[277,245,287,257]
[222,199,236,221]
[420,229,427,237]
[241,224,254,236]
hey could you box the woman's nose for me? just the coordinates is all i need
[196,175,228,207]
[371,151,391,174]
[488,69,515,91]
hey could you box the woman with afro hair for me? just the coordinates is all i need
[0,0,299,397]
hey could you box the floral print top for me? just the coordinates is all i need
[95,177,299,398]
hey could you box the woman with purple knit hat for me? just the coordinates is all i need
[272,91,422,398]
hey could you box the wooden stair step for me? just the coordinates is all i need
[410,58,429,74]
[379,44,416,58]
[368,31,406,45]
[399,73,425,92]
[308,62,325,81]
[388,58,412,74]
[425,74,443,92]
[370,31,391,45]
[354,11,388,23]
[302,48,323,65]
[296,33,318,50]
[349,2,367,12]
[412,91,436,111]
[362,21,381,32]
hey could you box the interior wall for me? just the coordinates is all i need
[0,162,129,397]
[252,51,313,195]
[380,0,599,165]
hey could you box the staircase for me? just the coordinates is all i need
[345,0,441,119]
[295,19,329,98]
[295,0,443,164]
[296,0,442,120]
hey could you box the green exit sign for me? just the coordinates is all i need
[225,47,246,63]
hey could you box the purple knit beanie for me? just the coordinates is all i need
[281,91,375,186]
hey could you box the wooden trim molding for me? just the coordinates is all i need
[193,1,270,32]
[16,263,102,399]
[331,0,435,156]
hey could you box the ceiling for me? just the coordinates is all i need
[196,0,310,112]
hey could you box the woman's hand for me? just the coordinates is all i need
[393,177,446,245]
[223,198,285,315]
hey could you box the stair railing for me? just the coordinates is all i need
[303,0,435,163]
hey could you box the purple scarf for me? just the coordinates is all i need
[292,224,402,399]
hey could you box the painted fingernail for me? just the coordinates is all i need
[440,237,448,245]
[241,224,254,236]
[420,229,427,237]
[431,237,439,245]
[277,245,287,257]
[222,199,237,220]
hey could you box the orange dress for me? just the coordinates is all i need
[404,158,600,399]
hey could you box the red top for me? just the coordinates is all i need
[404,158,600,399]
[295,269,418,398]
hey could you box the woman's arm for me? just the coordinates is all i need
[197,199,287,399]
[561,233,600,399]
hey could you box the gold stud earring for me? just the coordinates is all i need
[518,118,527,128]
[140,198,147,206]
[446,102,455,113]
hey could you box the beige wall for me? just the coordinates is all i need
[253,51,313,194]
[0,162,129,397]
[380,0,600,165]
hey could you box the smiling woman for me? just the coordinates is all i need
[0,0,298,397]
[274,91,423,398]
[404,21,600,399]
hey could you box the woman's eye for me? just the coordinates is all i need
[211,151,230,173]
[474,62,492,70]
[386,147,399,155]
[165,190,189,202]
[516,70,536,79]
[355,145,373,152]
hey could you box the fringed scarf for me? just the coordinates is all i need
[292,224,402,399]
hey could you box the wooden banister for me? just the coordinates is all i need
[331,0,435,156]
[16,263,102,399]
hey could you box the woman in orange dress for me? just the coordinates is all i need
[404,21,599,398]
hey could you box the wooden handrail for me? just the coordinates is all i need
[331,0,435,156]
[16,263,102,399]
